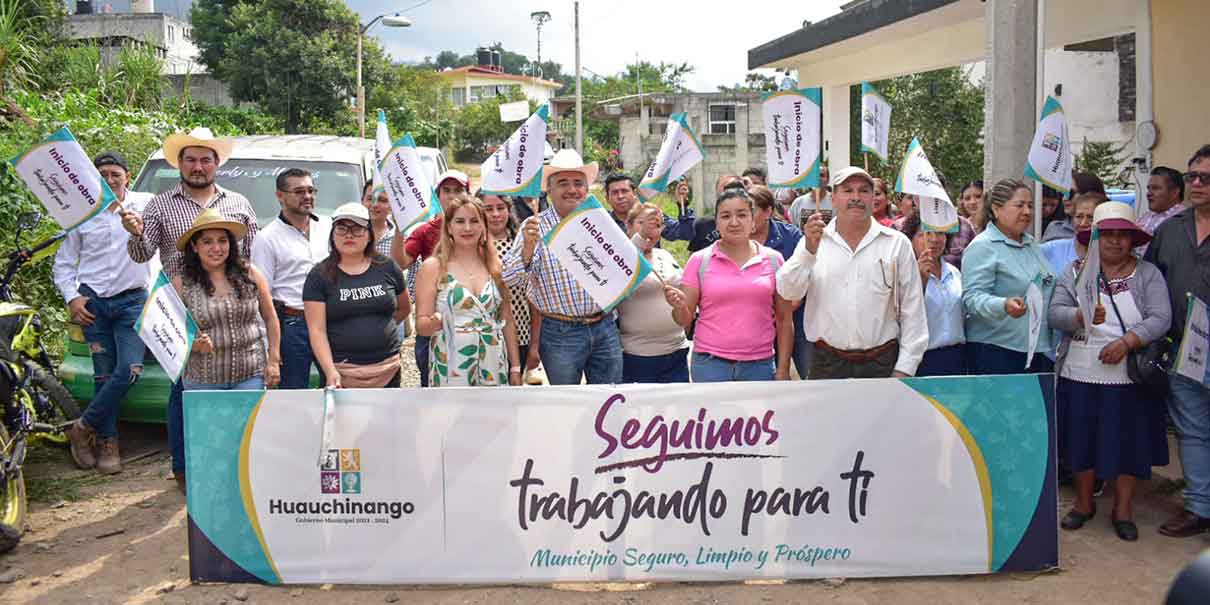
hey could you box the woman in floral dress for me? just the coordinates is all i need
[414,194,521,386]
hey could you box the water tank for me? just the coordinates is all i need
[132,0,155,13]
[491,50,502,71]
[76,1,93,14]
[476,48,491,68]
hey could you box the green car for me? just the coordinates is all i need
[56,134,448,423]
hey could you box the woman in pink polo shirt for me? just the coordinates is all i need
[665,189,795,382]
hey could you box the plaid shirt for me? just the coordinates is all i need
[127,183,259,277]
[502,205,601,317]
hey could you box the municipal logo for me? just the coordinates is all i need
[320,448,361,494]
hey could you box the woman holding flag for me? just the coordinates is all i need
[173,209,281,391]
[961,179,1057,374]
[1049,202,1171,541]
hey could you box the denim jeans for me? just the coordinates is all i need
[415,335,431,387]
[183,376,266,391]
[691,352,774,383]
[1168,373,1210,517]
[278,313,317,389]
[623,348,690,383]
[80,285,147,439]
[539,316,623,385]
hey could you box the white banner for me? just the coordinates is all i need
[860,83,892,162]
[1024,96,1074,194]
[499,100,532,123]
[480,104,549,198]
[380,134,442,233]
[1025,278,1044,368]
[1074,228,1102,349]
[184,377,1058,585]
[638,113,705,201]
[762,88,822,190]
[896,138,958,233]
[542,195,652,312]
[1175,294,1210,387]
[371,110,391,197]
[9,127,115,232]
[134,271,197,383]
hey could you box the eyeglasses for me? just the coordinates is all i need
[281,187,318,196]
[333,223,368,236]
[1184,172,1210,185]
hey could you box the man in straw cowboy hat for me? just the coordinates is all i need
[120,126,259,493]
[501,149,622,385]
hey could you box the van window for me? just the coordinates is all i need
[133,159,364,225]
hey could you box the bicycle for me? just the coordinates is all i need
[0,211,81,554]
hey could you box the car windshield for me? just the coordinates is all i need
[132,159,364,225]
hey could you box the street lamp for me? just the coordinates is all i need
[357,12,412,138]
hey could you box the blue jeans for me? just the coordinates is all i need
[278,313,317,389]
[415,335,430,387]
[183,376,266,391]
[691,352,774,382]
[539,316,623,385]
[80,285,147,439]
[1169,373,1210,517]
[623,349,689,383]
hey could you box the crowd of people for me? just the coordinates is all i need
[47,126,1210,542]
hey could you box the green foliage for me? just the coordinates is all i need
[1074,139,1128,188]
[191,0,377,133]
[0,0,41,99]
[451,90,531,162]
[848,67,985,196]
[368,64,454,149]
[575,60,697,153]
[719,72,778,93]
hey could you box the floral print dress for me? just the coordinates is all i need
[429,273,508,386]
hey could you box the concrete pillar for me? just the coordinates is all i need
[983,0,1039,186]
[822,84,850,169]
[690,113,706,216]
[639,101,650,142]
[735,100,750,170]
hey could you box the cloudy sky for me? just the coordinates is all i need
[347,0,846,91]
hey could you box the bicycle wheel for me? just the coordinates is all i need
[0,420,26,554]
[25,366,80,445]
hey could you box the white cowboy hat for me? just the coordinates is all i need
[541,149,599,191]
[163,127,234,169]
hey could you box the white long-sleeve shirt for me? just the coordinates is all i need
[776,218,929,375]
[53,192,154,303]
[250,214,331,310]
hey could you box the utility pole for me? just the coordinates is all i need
[530,11,550,80]
[574,2,582,156]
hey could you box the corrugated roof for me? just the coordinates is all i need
[436,66,562,89]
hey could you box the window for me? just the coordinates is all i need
[469,84,521,104]
[450,88,466,106]
[709,104,736,134]
[168,26,175,42]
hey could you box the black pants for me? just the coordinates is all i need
[808,341,899,380]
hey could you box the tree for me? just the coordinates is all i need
[1074,139,1128,188]
[848,67,985,195]
[191,0,386,133]
[367,63,454,149]
[718,72,777,93]
[451,89,530,162]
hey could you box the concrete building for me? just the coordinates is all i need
[749,0,1204,216]
[590,92,768,214]
[436,65,563,108]
[67,1,204,76]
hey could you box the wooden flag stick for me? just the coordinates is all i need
[864,152,869,171]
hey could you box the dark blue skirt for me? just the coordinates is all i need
[1058,377,1169,479]
[917,344,968,377]
[967,341,1054,375]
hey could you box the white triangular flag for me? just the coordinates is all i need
[372,109,392,197]
[860,83,892,162]
[895,138,957,233]
[638,112,705,201]
[480,104,549,197]
[1025,96,1074,194]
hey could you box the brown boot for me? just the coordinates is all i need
[96,438,122,475]
[66,420,97,469]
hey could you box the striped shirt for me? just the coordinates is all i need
[501,205,602,317]
[127,183,259,277]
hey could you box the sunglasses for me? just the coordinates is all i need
[1184,172,1210,185]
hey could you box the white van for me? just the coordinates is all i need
[131,134,448,223]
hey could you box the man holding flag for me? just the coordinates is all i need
[775,167,928,379]
[53,152,152,475]
[502,150,622,385]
